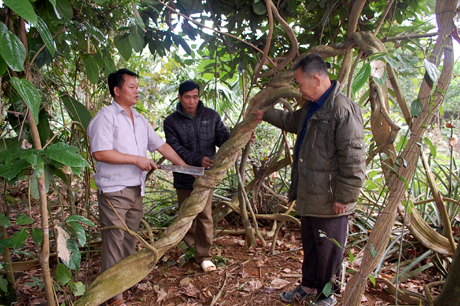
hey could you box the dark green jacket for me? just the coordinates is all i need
[263,81,366,217]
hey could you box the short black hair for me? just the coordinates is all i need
[292,53,329,78]
[178,80,200,96]
[108,68,139,97]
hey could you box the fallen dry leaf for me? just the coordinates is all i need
[180,277,191,287]
[244,280,263,292]
[153,285,168,303]
[270,278,290,289]
[181,284,200,298]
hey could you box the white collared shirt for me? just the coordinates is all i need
[87,101,164,195]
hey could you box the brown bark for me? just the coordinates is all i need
[342,1,456,305]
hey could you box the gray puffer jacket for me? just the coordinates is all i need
[263,80,366,217]
[164,100,230,189]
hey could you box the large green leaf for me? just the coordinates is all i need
[16,215,35,225]
[80,53,99,84]
[6,158,29,182]
[0,138,22,153]
[0,57,7,76]
[352,63,371,94]
[410,99,423,117]
[66,215,95,227]
[0,214,11,227]
[44,142,89,168]
[30,166,52,200]
[129,26,145,53]
[55,0,73,19]
[114,33,132,61]
[36,16,56,57]
[67,221,86,247]
[66,238,81,270]
[10,77,41,124]
[0,22,26,72]
[55,263,72,285]
[32,228,43,245]
[0,277,7,293]
[11,228,29,249]
[102,55,117,76]
[60,94,92,130]
[3,0,38,25]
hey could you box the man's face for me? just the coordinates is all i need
[179,88,199,116]
[114,75,139,107]
[295,68,320,102]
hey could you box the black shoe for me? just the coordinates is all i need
[311,295,337,306]
[279,285,316,303]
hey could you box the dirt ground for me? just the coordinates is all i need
[13,225,422,306]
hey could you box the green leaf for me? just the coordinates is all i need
[424,137,437,158]
[60,94,92,130]
[0,22,26,72]
[66,239,81,270]
[55,263,72,285]
[49,0,57,6]
[80,54,99,84]
[32,228,43,245]
[10,77,41,123]
[129,25,145,53]
[369,242,377,258]
[11,228,29,249]
[67,221,86,247]
[0,277,7,293]
[36,17,56,57]
[44,142,89,168]
[253,1,267,15]
[322,281,332,296]
[423,59,439,83]
[6,158,29,182]
[16,215,35,225]
[102,55,117,76]
[352,63,371,94]
[55,0,73,19]
[66,215,95,227]
[94,0,107,4]
[0,57,7,76]
[3,0,38,25]
[114,33,132,60]
[0,214,11,227]
[349,251,354,264]
[71,281,85,296]
[410,99,423,117]
[369,274,376,286]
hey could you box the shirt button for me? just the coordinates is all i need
[300,159,303,162]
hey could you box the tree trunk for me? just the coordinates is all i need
[434,242,460,305]
[342,1,456,305]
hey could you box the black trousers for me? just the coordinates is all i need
[301,215,348,297]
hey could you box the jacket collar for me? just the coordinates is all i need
[304,80,341,113]
[176,100,205,118]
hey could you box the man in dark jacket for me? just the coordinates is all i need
[164,80,230,272]
[253,54,366,306]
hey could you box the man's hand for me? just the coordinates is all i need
[134,156,157,171]
[202,156,213,169]
[251,110,264,124]
[333,202,347,214]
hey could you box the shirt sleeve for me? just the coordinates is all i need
[87,111,115,153]
[147,123,165,152]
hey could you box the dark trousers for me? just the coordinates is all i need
[301,215,348,297]
[176,188,213,264]
[98,186,143,301]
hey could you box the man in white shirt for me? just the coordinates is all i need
[88,68,187,306]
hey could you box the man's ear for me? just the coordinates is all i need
[178,93,182,102]
[313,74,321,87]
[113,86,120,97]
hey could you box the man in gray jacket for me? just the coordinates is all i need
[253,54,366,306]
